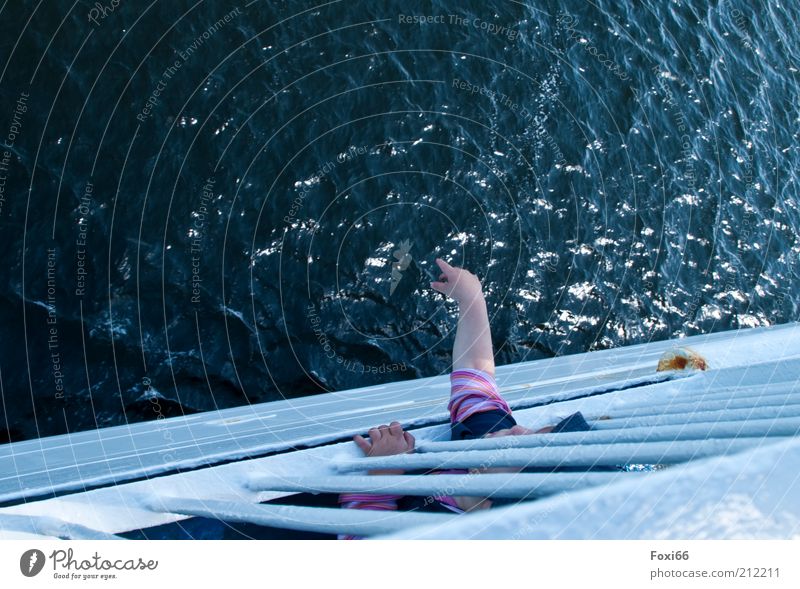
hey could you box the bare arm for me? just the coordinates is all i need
[430,258,495,376]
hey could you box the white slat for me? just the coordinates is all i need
[601,395,800,419]
[333,437,785,472]
[0,513,123,540]
[246,472,641,498]
[140,496,456,537]
[591,405,800,429]
[604,380,798,410]
[415,416,800,452]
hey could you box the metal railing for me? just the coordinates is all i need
[140,496,457,537]
[245,472,639,499]
[0,513,122,540]
[330,437,784,473]
[138,373,800,538]
[89,327,800,538]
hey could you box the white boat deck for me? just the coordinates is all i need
[0,321,798,539]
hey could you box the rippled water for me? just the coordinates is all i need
[0,0,798,442]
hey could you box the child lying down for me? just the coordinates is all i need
[338,258,597,538]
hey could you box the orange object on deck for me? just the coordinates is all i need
[656,347,708,371]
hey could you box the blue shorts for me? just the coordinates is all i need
[451,409,591,440]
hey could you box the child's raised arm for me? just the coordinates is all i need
[430,258,495,376]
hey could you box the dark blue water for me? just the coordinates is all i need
[0,0,798,443]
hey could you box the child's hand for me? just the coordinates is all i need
[353,421,415,475]
[354,421,415,456]
[429,258,483,304]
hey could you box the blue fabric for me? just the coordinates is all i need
[450,410,591,440]
[450,409,517,441]
[550,411,592,433]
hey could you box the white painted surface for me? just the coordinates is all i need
[0,322,797,538]
[2,321,794,504]
[383,436,800,539]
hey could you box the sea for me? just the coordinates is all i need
[0,0,798,443]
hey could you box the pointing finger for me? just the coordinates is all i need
[435,258,454,273]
